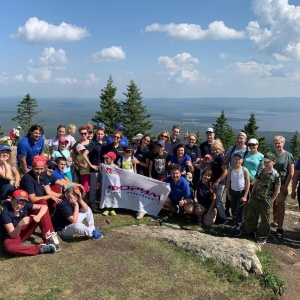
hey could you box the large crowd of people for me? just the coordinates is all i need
[0,121,299,256]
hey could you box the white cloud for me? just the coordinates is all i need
[27,74,38,84]
[85,73,99,85]
[91,46,126,62]
[226,61,283,77]
[158,52,206,83]
[144,21,245,40]
[0,72,9,83]
[219,53,228,59]
[13,74,24,82]
[38,47,68,68]
[54,77,77,84]
[246,0,300,61]
[11,17,89,42]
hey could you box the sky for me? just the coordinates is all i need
[1,0,300,99]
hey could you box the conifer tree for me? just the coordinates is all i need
[92,75,121,135]
[0,126,3,136]
[290,130,300,159]
[120,80,152,141]
[12,94,42,134]
[195,130,202,146]
[243,112,268,153]
[212,110,235,150]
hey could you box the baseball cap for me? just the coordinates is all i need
[156,140,166,147]
[0,145,12,152]
[123,145,134,152]
[132,133,143,141]
[248,138,258,145]
[12,190,29,202]
[46,160,57,167]
[103,151,117,160]
[204,154,212,160]
[58,136,68,143]
[17,126,21,129]
[233,152,244,158]
[264,152,276,162]
[97,122,105,129]
[76,144,86,152]
[206,127,214,133]
[115,123,125,130]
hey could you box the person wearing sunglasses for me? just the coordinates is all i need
[101,130,124,164]
[106,123,128,147]
[156,131,172,155]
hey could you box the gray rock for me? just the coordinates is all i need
[114,224,263,275]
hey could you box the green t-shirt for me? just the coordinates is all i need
[274,151,294,184]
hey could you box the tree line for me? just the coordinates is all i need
[3,75,300,158]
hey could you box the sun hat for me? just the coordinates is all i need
[132,133,143,141]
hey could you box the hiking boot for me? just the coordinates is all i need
[219,218,228,225]
[256,238,267,245]
[275,228,283,237]
[102,209,109,216]
[249,232,257,240]
[48,238,61,252]
[109,209,117,216]
[39,243,56,254]
[136,211,145,220]
[92,227,103,240]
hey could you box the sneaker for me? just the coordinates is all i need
[109,209,117,216]
[39,243,56,254]
[102,209,109,216]
[136,211,145,220]
[48,237,61,252]
[57,231,75,240]
[256,238,267,245]
[270,222,278,228]
[275,228,283,237]
[233,229,241,237]
[92,227,103,240]
[249,232,257,240]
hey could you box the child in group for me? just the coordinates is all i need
[52,185,103,240]
[0,190,58,255]
[51,136,73,181]
[101,151,118,216]
[117,145,136,173]
[244,152,281,244]
[194,154,213,180]
[226,153,250,237]
[74,144,90,194]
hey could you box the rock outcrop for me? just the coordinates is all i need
[115,224,263,275]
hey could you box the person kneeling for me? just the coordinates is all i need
[52,185,103,240]
[164,164,193,216]
[0,190,58,255]
[193,168,217,228]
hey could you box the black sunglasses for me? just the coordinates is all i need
[47,166,56,170]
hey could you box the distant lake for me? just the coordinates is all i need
[0,97,299,140]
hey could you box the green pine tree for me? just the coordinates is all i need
[195,130,202,146]
[92,75,121,135]
[120,80,153,141]
[11,93,42,134]
[0,126,3,136]
[212,110,235,150]
[290,131,300,159]
[243,112,269,153]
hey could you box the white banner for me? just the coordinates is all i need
[100,165,171,216]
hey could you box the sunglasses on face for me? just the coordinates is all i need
[124,150,133,153]
[160,135,168,138]
[47,166,55,170]
[248,144,257,146]
[113,135,121,139]
[80,132,88,135]
[87,130,93,134]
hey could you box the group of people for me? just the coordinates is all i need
[0,121,299,256]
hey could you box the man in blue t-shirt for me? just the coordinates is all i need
[163,164,192,215]
[17,124,45,174]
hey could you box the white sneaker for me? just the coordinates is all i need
[136,211,145,220]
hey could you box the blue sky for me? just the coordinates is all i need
[1,0,300,99]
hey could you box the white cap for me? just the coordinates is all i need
[17,126,21,129]
[206,127,214,133]
[132,133,144,141]
[248,138,258,145]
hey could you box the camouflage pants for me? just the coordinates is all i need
[244,194,272,240]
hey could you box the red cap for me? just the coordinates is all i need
[204,154,212,160]
[58,136,68,143]
[103,151,117,160]
[12,190,29,202]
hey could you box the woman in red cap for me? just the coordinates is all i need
[0,190,58,255]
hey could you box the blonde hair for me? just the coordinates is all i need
[67,124,76,135]
[157,131,170,143]
[211,139,225,152]
[273,135,285,144]
[188,133,197,141]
